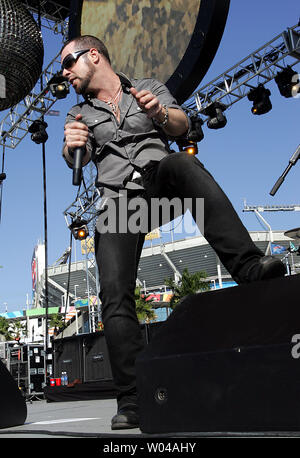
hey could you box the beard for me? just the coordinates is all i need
[75,63,95,96]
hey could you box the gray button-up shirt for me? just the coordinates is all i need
[63,73,189,198]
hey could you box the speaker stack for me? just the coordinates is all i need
[0,359,27,429]
[52,322,163,383]
[136,274,300,433]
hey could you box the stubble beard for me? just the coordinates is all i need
[75,64,95,96]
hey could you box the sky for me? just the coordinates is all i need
[0,0,299,312]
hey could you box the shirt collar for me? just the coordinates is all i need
[117,72,133,92]
[85,72,133,103]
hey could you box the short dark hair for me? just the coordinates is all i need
[61,35,111,64]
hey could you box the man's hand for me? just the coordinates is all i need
[130,87,164,121]
[130,87,189,137]
[63,113,90,167]
[64,113,89,150]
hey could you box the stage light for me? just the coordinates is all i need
[28,120,48,144]
[77,227,88,240]
[175,113,203,155]
[275,66,299,98]
[70,218,89,240]
[185,142,198,155]
[247,84,272,115]
[188,114,204,142]
[48,72,69,100]
[176,139,198,155]
[203,102,227,129]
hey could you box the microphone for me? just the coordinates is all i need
[270,144,300,196]
[71,115,87,186]
[72,146,85,186]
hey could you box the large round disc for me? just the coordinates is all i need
[68,0,230,104]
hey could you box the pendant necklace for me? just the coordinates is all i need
[101,84,122,115]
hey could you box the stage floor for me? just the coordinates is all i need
[0,397,142,438]
[1,397,300,442]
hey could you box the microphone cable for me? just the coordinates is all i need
[0,136,7,224]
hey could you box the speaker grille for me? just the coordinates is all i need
[0,0,44,110]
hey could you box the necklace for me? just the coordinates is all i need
[101,84,122,115]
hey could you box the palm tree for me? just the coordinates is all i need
[165,267,210,309]
[49,313,66,335]
[94,290,157,330]
[135,286,157,323]
[0,316,12,340]
[9,320,27,341]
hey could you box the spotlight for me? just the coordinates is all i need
[247,84,272,115]
[48,72,69,100]
[176,139,198,155]
[77,226,89,240]
[185,142,198,155]
[275,66,299,98]
[203,102,227,129]
[188,114,204,142]
[70,218,89,240]
[28,120,48,144]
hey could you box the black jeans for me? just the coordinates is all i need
[94,153,263,408]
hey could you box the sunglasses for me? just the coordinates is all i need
[61,49,90,71]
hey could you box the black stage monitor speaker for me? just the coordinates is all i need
[136,274,300,433]
[83,332,113,382]
[0,359,27,429]
[53,335,83,381]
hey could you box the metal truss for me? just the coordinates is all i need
[21,0,69,24]
[242,200,300,257]
[63,164,102,231]
[0,50,66,148]
[62,162,102,332]
[183,24,300,117]
[243,202,300,213]
[0,2,69,149]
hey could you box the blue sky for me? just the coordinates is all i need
[0,0,299,312]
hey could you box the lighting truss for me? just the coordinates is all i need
[21,0,69,23]
[0,2,69,149]
[63,166,102,233]
[0,50,67,148]
[183,24,300,118]
[243,202,300,213]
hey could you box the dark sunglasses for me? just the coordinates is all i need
[61,49,90,71]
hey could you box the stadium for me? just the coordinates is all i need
[1,227,298,342]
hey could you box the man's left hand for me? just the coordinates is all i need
[130,87,164,121]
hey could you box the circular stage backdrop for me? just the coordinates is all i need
[68,0,230,104]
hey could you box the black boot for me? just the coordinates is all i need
[111,405,139,430]
[242,255,286,282]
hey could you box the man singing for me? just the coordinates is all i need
[61,35,285,430]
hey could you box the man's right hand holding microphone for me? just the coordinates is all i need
[63,113,90,185]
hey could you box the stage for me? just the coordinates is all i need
[0,397,300,441]
[2,275,300,443]
[0,397,142,439]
